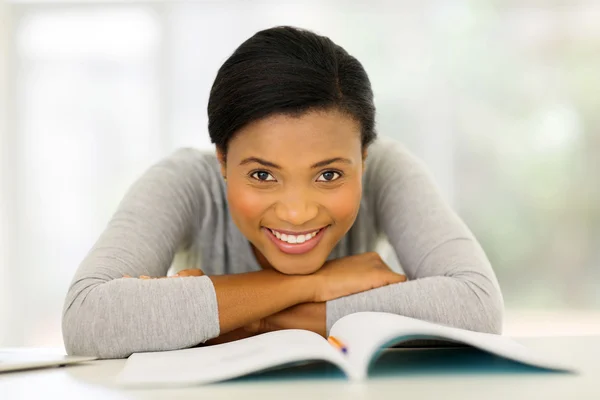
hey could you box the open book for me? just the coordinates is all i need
[117,312,574,386]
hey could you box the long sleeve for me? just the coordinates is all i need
[62,149,221,359]
[326,139,504,334]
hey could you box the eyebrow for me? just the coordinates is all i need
[239,157,353,169]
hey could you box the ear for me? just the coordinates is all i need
[216,148,227,179]
[361,148,368,173]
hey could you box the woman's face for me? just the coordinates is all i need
[218,109,365,275]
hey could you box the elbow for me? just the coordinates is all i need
[62,284,135,359]
[62,292,128,359]
[62,308,97,358]
[62,305,99,358]
[468,281,504,335]
[479,294,504,335]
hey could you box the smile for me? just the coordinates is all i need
[269,228,321,244]
[263,226,328,255]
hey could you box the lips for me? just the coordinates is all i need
[263,226,328,255]
[268,228,321,244]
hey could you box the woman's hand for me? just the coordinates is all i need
[309,252,407,302]
[247,302,327,337]
[205,303,326,345]
[123,268,204,279]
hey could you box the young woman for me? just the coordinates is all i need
[62,26,503,359]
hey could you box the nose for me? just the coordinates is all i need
[274,188,319,227]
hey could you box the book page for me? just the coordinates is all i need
[330,312,576,380]
[117,329,348,386]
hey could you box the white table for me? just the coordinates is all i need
[1,336,599,400]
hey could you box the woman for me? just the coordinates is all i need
[62,26,503,359]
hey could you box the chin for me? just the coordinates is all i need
[270,256,325,276]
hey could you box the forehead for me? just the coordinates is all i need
[227,110,362,164]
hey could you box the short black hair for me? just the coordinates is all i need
[207,26,376,153]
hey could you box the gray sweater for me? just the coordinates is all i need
[62,137,504,359]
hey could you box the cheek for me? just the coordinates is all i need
[227,184,268,227]
[322,181,363,227]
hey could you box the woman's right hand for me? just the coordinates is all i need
[309,252,407,302]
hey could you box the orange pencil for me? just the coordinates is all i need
[327,336,348,354]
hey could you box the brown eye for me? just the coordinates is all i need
[251,171,275,182]
[317,171,341,182]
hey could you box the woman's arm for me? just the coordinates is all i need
[213,253,406,341]
[324,139,504,334]
[62,150,314,359]
[219,140,503,338]
[63,149,404,358]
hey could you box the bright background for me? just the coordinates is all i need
[1,0,599,348]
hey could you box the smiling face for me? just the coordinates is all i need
[217,109,366,275]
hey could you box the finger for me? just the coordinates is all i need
[391,274,407,282]
[123,275,131,278]
[176,269,205,277]
[385,274,407,284]
[181,269,204,277]
[140,275,151,280]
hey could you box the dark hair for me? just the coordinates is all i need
[207,26,376,153]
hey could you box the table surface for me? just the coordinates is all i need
[1,335,599,400]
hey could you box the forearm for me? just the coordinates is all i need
[64,270,315,357]
[327,240,504,335]
[326,274,503,335]
[254,273,502,339]
[63,276,219,359]
[208,270,313,334]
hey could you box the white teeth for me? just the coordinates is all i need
[270,228,321,244]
